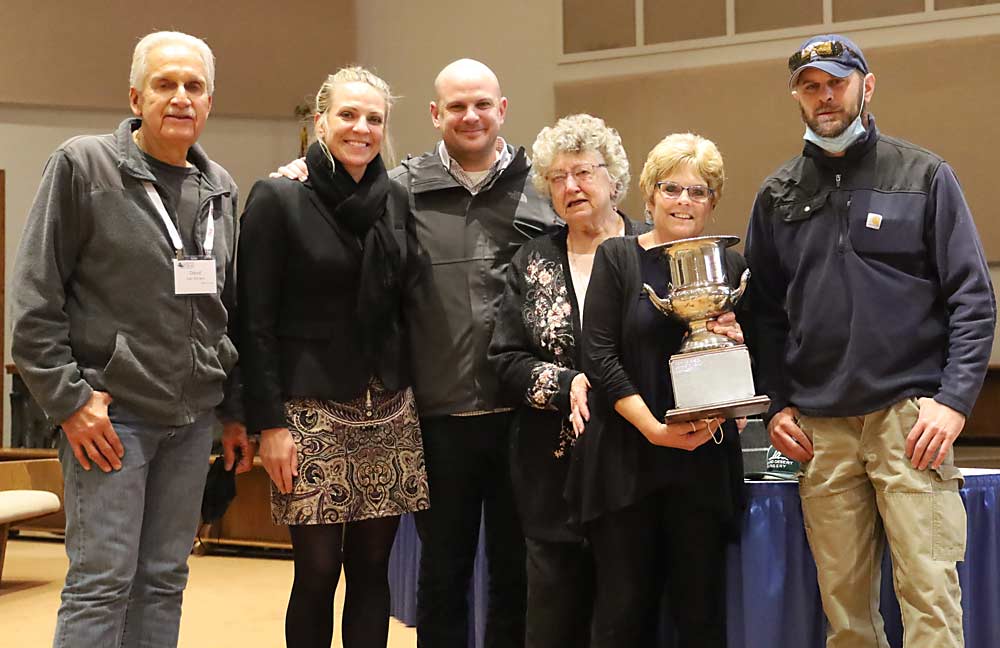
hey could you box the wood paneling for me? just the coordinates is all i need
[736,0,823,34]
[645,0,726,44]
[203,462,291,549]
[964,368,1000,441]
[834,0,924,22]
[563,0,636,53]
[936,0,1000,9]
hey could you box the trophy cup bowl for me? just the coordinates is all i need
[641,235,770,423]
[642,235,749,353]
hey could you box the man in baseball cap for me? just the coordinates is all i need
[746,33,994,647]
[786,34,873,154]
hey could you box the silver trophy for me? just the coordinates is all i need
[643,235,770,423]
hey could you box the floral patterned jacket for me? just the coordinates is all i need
[488,214,646,540]
[493,236,580,430]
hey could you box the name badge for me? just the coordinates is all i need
[173,257,217,295]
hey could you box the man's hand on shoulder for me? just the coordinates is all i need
[907,397,965,470]
[60,391,123,472]
[767,406,813,462]
[269,158,308,181]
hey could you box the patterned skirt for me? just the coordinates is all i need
[271,384,430,526]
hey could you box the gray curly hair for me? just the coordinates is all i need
[530,114,630,202]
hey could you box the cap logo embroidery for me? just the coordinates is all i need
[866,213,883,230]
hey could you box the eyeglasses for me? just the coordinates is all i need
[546,163,607,188]
[787,40,861,74]
[655,181,714,203]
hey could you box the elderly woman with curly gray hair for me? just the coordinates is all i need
[488,113,646,647]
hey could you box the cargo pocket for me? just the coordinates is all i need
[930,463,967,561]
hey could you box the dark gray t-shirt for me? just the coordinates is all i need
[143,152,203,255]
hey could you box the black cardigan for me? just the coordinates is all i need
[236,176,413,434]
[568,236,746,527]
[489,214,646,541]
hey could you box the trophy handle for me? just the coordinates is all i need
[731,268,751,304]
[642,283,673,316]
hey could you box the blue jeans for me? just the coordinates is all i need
[53,407,214,648]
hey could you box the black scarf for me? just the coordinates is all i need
[305,141,402,367]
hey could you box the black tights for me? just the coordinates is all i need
[285,516,401,648]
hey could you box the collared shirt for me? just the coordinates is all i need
[437,137,513,195]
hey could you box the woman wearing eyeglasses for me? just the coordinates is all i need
[488,114,647,648]
[570,132,747,647]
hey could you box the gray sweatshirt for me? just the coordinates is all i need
[12,118,241,426]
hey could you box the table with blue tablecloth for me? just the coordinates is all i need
[388,469,1000,647]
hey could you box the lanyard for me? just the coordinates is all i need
[143,181,214,258]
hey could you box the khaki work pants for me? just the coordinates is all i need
[798,398,966,648]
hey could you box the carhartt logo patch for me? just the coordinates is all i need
[866,213,883,230]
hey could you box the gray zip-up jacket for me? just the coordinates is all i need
[12,118,240,427]
[390,144,561,416]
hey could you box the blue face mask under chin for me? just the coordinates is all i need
[803,94,866,154]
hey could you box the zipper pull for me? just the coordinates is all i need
[835,173,842,188]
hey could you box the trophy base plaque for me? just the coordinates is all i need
[665,345,770,423]
[666,395,772,423]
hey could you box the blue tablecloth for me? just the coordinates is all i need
[389,471,1000,647]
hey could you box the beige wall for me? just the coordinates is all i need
[556,34,1000,261]
[0,0,355,118]
[354,0,561,162]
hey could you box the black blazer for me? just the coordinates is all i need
[236,176,412,434]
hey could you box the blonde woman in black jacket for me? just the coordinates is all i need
[238,67,428,648]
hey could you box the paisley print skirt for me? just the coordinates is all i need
[270,384,430,525]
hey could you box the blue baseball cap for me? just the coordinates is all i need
[788,34,869,87]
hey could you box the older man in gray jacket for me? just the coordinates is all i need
[12,31,248,648]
